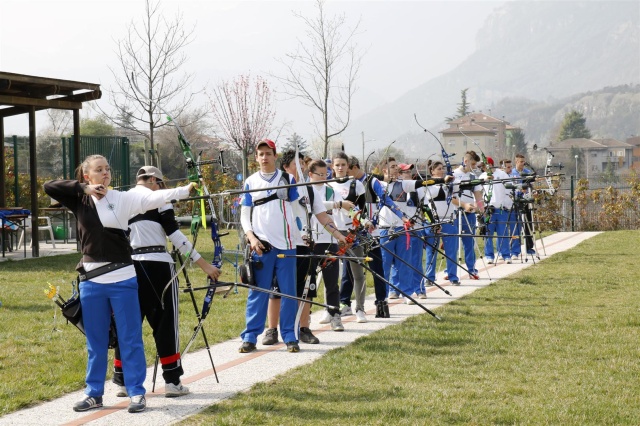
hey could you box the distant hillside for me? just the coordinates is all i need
[344,1,640,154]
[499,84,640,147]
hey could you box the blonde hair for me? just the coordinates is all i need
[75,155,108,182]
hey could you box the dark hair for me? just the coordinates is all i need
[501,159,512,167]
[308,159,327,173]
[429,161,444,174]
[280,149,304,170]
[515,153,525,159]
[332,151,349,163]
[381,157,396,169]
[348,155,360,169]
[465,150,480,162]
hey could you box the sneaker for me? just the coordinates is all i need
[487,257,495,264]
[418,292,427,299]
[73,395,103,412]
[527,249,536,255]
[388,291,399,299]
[444,275,449,281]
[355,310,367,323]
[507,258,512,264]
[318,310,332,324]
[238,341,257,353]
[451,280,460,286]
[330,314,345,331]
[405,294,417,305]
[165,382,190,397]
[340,304,353,317]
[116,385,127,397]
[262,328,279,345]
[512,255,519,260]
[470,273,479,280]
[128,395,146,413]
[286,341,300,352]
[299,327,320,344]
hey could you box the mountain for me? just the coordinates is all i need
[344,1,640,155]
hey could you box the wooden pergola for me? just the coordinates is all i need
[0,71,101,257]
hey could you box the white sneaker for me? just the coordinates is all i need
[330,314,344,331]
[340,304,353,317]
[487,257,494,264]
[128,395,146,413]
[405,293,417,305]
[388,292,399,299]
[165,382,190,398]
[116,385,127,397]
[355,310,367,323]
[318,310,332,324]
[418,292,427,299]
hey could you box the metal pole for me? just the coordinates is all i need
[575,155,579,180]
[570,175,575,232]
[13,135,18,206]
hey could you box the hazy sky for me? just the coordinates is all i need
[0,0,501,145]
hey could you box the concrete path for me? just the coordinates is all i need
[0,232,600,426]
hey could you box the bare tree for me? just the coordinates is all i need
[209,74,276,179]
[104,0,206,165]
[274,0,363,158]
[44,110,72,136]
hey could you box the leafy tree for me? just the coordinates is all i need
[558,110,592,141]
[445,88,471,122]
[81,116,116,136]
[281,133,309,155]
[511,129,528,158]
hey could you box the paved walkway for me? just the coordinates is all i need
[0,232,600,426]
[0,241,78,262]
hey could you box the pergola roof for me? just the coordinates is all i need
[0,71,101,118]
[1,71,101,257]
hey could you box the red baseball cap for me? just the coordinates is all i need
[256,139,276,154]
[485,156,494,166]
[398,163,414,171]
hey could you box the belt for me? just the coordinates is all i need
[132,245,167,255]
[78,262,133,281]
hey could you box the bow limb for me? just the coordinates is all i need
[294,138,315,338]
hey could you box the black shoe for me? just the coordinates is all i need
[382,300,390,318]
[286,341,300,353]
[299,327,320,344]
[262,328,279,345]
[73,395,103,412]
[375,300,384,318]
[238,341,257,353]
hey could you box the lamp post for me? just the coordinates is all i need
[575,154,579,179]
[361,132,375,165]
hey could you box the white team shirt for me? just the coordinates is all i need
[128,185,202,263]
[328,179,365,231]
[86,184,192,283]
[240,170,300,250]
[480,169,513,210]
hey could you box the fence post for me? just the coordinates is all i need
[12,135,18,206]
[570,175,575,232]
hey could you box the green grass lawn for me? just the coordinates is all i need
[181,230,640,425]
